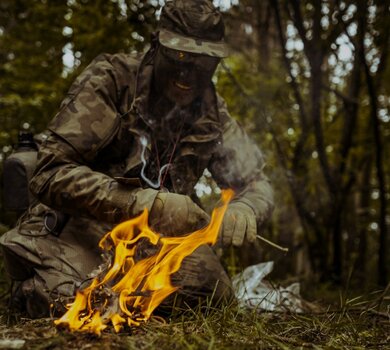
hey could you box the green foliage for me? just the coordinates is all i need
[68,0,157,68]
[0,1,69,141]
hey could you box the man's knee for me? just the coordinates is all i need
[171,245,234,304]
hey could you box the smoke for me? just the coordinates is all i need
[140,135,170,189]
[139,103,183,189]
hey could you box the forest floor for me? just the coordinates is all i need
[0,284,388,350]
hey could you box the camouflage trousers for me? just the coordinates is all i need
[0,203,233,318]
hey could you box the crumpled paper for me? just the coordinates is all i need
[232,261,304,312]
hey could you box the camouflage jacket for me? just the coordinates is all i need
[30,50,274,227]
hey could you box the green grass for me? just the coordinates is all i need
[0,251,388,349]
[0,290,389,350]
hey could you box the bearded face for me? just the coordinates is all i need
[153,46,220,107]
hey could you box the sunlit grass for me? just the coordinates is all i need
[0,247,388,349]
[0,288,388,349]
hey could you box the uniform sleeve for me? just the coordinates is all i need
[29,54,157,223]
[47,54,128,162]
[208,96,274,225]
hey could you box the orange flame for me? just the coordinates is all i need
[55,189,234,334]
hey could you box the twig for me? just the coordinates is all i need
[272,334,315,348]
[367,309,390,319]
[256,235,289,253]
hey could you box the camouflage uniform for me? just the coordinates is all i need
[0,48,273,317]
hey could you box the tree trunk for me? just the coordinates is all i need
[364,68,388,286]
[359,9,388,285]
[356,158,372,284]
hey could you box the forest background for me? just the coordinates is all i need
[0,0,389,294]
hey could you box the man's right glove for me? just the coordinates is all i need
[219,201,257,247]
[149,192,210,236]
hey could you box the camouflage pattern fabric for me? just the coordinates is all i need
[158,0,228,58]
[159,29,229,58]
[0,49,273,317]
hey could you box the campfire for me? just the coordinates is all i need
[55,189,234,335]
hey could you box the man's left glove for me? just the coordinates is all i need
[220,202,257,247]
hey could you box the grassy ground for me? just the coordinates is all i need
[0,287,388,350]
[0,236,388,349]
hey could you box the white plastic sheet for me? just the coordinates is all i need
[0,339,25,349]
[232,261,304,312]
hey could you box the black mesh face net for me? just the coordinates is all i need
[153,46,220,107]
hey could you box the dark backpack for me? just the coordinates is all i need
[2,132,38,216]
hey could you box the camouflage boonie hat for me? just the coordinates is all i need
[158,0,229,58]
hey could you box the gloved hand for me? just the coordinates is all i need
[220,202,257,247]
[149,192,210,236]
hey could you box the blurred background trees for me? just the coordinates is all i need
[0,0,388,289]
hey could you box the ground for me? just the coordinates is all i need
[0,244,388,349]
[0,291,389,350]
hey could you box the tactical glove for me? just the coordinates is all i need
[220,202,257,247]
[149,192,210,236]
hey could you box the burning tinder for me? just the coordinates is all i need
[54,189,234,335]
